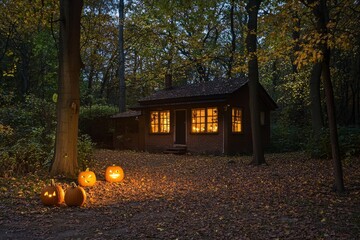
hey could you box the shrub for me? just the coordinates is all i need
[0,94,98,177]
[77,134,95,170]
[269,124,310,152]
[0,138,49,177]
[338,127,360,159]
[80,104,118,120]
[307,127,360,159]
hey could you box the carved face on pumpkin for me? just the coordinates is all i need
[40,179,65,206]
[78,168,96,187]
[44,190,57,198]
[105,165,124,183]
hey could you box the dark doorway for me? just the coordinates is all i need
[175,110,186,144]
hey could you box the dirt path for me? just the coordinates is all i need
[1,150,359,239]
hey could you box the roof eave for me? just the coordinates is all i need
[132,96,228,109]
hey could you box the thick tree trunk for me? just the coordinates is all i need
[311,0,344,192]
[119,0,126,113]
[350,52,360,125]
[322,48,345,192]
[51,0,83,177]
[310,62,324,137]
[246,0,266,165]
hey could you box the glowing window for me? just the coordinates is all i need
[150,111,170,133]
[232,108,242,133]
[191,107,218,133]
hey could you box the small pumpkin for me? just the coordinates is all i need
[40,179,65,206]
[64,182,87,207]
[105,164,124,183]
[78,168,96,187]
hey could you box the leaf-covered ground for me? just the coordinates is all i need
[0,150,359,239]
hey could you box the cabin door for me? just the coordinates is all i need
[175,110,186,144]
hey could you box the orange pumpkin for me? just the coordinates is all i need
[105,165,124,183]
[78,168,96,187]
[40,179,65,206]
[64,182,86,207]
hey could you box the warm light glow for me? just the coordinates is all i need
[105,165,125,183]
[78,168,97,187]
[191,107,218,133]
[150,110,170,133]
[81,175,93,184]
[232,108,242,133]
[109,170,121,179]
[44,191,56,197]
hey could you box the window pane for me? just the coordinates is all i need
[160,111,170,133]
[192,107,218,133]
[191,108,205,133]
[232,108,242,133]
[207,107,218,132]
[150,111,159,133]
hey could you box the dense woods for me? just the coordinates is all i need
[1,0,360,180]
[1,2,359,238]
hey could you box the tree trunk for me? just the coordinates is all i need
[50,0,83,177]
[322,48,345,192]
[311,0,344,192]
[350,52,360,125]
[227,0,236,79]
[246,0,266,165]
[118,0,126,113]
[310,62,324,138]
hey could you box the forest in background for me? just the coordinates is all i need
[0,0,359,176]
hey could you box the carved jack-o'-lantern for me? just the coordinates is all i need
[105,165,124,183]
[78,168,96,187]
[64,182,86,207]
[40,179,65,206]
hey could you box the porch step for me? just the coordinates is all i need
[163,146,187,155]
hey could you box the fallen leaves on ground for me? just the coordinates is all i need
[0,150,359,239]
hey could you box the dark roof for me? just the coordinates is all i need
[139,78,248,102]
[132,77,277,110]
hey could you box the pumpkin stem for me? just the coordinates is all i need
[50,179,55,186]
[85,168,90,171]
[70,182,77,188]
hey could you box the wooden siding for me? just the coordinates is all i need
[111,81,276,155]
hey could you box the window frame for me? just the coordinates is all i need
[150,110,170,134]
[232,107,243,133]
[191,107,218,134]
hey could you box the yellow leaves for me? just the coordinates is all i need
[277,72,310,105]
[295,26,355,69]
[0,124,14,136]
[1,0,58,34]
[333,33,353,51]
[2,50,17,77]
[293,32,327,69]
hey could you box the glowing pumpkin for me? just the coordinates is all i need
[105,165,124,183]
[40,179,65,206]
[64,182,86,207]
[78,168,96,187]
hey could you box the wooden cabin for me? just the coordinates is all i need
[112,77,277,155]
